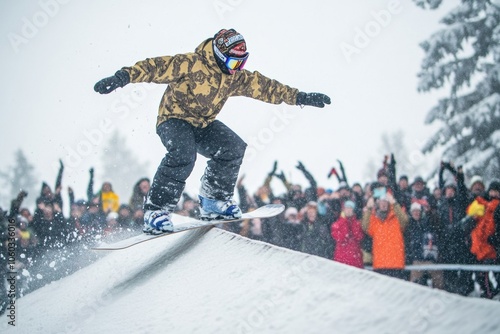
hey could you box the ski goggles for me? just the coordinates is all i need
[214,45,249,71]
[225,54,249,70]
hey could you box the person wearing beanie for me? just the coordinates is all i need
[469,175,486,198]
[362,192,409,279]
[94,28,331,235]
[487,180,500,196]
[103,211,121,238]
[277,207,303,251]
[410,177,431,210]
[36,159,65,210]
[437,163,475,295]
[398,175,411,197]
[331,200,364,268]
[404,202,443,289]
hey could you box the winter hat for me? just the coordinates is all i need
[285,207,298,218]
[212,29,248,74]
[338,181,349,191]
[307,201,318,207]
[18,215,29,226]
[412,176,425,186]
[75,199,87,206]
[106,212,119,221]
[213,29,246,55]
[488,180,500,193]
[344,201,356,209]
[119,204,132,212]
[410,202,422,212]
[469,175,484,188]
[399,175,408,182]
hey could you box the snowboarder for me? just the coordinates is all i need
[94,28,331,235]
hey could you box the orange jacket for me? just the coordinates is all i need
[363,204,408,270]
[471,198,499,261]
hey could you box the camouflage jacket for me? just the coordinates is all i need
[122,39,299,128]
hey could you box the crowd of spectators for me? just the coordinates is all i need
[228,156,500,300]
[1,154,500,315]
[0,161,149,313]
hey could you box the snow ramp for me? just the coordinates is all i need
[3,228,500,334]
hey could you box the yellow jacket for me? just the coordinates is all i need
[123,39,299,128]
[101,191,120,213]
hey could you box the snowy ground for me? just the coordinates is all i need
[3,227,500,334]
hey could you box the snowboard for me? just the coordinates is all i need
[91,204,285,250]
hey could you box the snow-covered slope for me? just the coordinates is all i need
[3,228,500,334]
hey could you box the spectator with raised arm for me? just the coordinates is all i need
[252,162,278,208]
[36,159,64,210]
[31,201,67,249]
[438,162,474,295]
[87,167,95,203]
[362,192,408,280]
[296,161,318,203]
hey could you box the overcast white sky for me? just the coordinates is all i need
[0,0,458,207]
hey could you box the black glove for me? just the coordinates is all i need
[17,190,28,200]
[269,161,278,176]
[275,171,287,183]
[296,92,331,108]
[94,70,130,94]
[296,161,306,172]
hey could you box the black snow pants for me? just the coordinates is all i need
[144,118,247,211]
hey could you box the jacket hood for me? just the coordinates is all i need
[195,38,220,70]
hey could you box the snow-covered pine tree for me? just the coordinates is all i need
[415,0,500,181]
[100,131,149,202]
[0,149,38,208]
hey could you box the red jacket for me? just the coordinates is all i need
[331,216,364,268]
